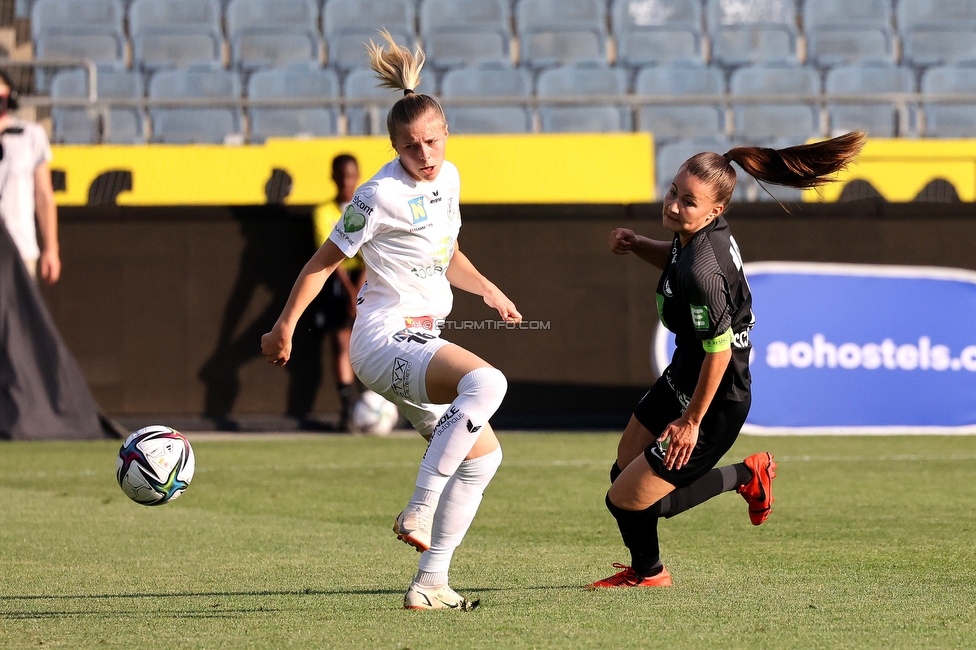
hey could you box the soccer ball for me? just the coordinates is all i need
[351,390,400,435]
[116,425,195,506]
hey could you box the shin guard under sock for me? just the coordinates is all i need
[605,493,663,577]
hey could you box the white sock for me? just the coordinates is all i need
[416,447,503,586]
[409,367,507,503]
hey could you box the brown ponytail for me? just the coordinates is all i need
[365,29,446,141]
[683,131,866,207]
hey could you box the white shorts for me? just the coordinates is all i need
[351,325,452,438]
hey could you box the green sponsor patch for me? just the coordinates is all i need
[690,304,709,330]
[342,205,366,233]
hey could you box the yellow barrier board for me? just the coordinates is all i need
[51,133,655,206]
[803,139,976,203]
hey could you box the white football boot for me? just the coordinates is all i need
[403,582,479,610]
[393,504,433,552]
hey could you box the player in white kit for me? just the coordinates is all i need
[261,30,520,610]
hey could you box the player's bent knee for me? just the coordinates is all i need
[457,367,507,415]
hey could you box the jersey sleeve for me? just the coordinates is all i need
[684,250,733,347]
[31,123,53,168]
[328,181,384,257]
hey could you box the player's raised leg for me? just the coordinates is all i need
[394,344,506,552]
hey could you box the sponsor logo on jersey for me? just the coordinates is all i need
[466,419,481,434]
[690,304,709,330]
[663,277,673,297]
[408,196,428,224]
[352,195,373,215]
[429,190,442,204]
[342,204,366,233]
[433,405,463,435]
[360,184,377,198]
[392,357,412,399]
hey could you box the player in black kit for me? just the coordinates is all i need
[588,131,865,588]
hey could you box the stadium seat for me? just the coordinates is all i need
[730,64,821,140]
[921,64,976,137]
[635,62,725,140]
[516,0,609,68]
[226,0,322,70]
[148,66,243,144]
[129,0,223,71]
[31,0,126,90]
[419,0,512,69]
[825,64,916,137]
[655,136,731,200]
[898,0,976,67]
[324,0,416,71]
[611,0,705,67]
[441,65,532,133]
[342,67,430,136]
[803,0,895,66]
[705,0,799,66]
[50,67,144,144]
[537,65,629,133]
[248,64,339,142]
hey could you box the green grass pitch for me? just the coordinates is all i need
[1,432,975,649]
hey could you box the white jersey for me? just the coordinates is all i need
[0,119,53,261]
[329,158,461,361]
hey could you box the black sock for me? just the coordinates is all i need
[605,493,663,577]
[655,463,751,519]
[609,461,622,484]
[337,383,353,427]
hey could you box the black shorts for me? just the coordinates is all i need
[308,273,354,332]
[632,375,751,489]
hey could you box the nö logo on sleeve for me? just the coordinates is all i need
[654,262,976,434]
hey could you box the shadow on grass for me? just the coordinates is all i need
[1,607,282,620]
[0,584,583,603]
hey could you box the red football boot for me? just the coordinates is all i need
[586,563,672,589]
[737,452,776,525]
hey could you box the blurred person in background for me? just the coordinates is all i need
[289,154,366,430]
[0,70,60,285]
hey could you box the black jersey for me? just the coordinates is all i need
[656,216,754,404]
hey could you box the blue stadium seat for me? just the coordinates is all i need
[342,67,430,136]
[32,0,126,90]
[804,0,895,66]
[149,66,243,144]
[441,65,532,133]
[897,0,976,67]
[419,0,512,69]
[129,0,223,71]
[825,64,916,137]
[730,64,821,139]
[655,136,731,201]
[516,0,609,68]
[611,0,705,67]
[537,65,629,133]
[705,0,799,66]
[324,0,416,71]
[51,67,144,144]
[226,0,321,70]
[248,64,339,142]
[635,62,725,140]
[921,64,976,137]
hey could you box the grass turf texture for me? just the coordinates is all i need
[1,433,975,649]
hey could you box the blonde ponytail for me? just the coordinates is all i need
[366,28,425,93]
[364,29,446,140]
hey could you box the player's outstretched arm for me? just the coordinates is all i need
[446,248,522,323]
[262,240,347,366]
[609,228,671,270]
